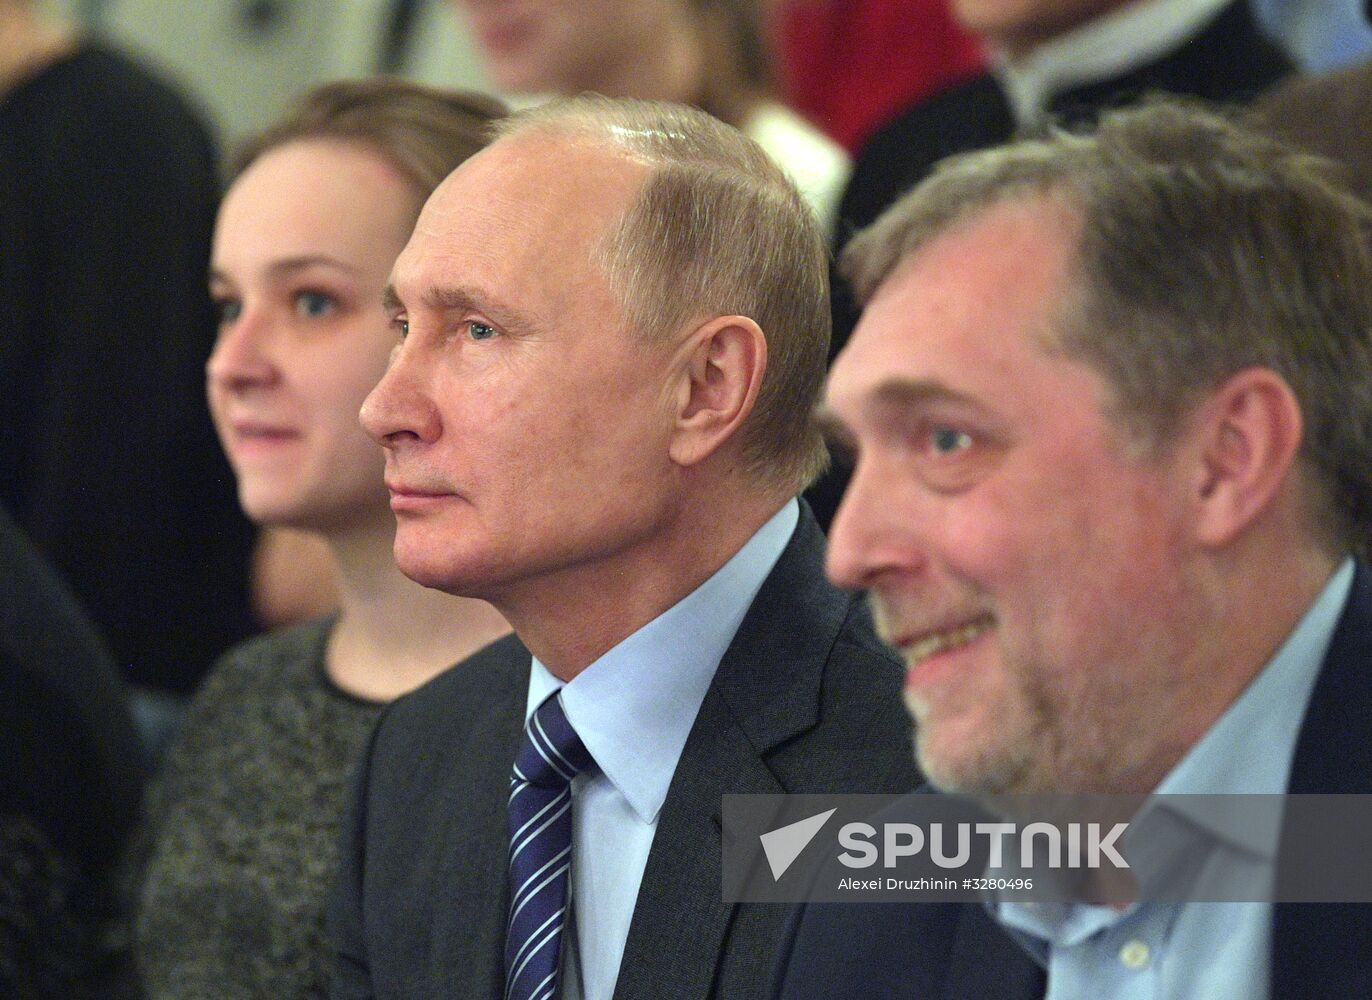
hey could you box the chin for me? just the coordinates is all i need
[392,544,490,598]
[916,727,1036,798]
[394,560,461,594]
[238,495,297,528]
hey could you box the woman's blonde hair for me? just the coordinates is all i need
[232,78,506,198]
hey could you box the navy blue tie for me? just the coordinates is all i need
[505,692,593,1000]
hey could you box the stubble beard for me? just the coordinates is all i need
[905,677,1047,799]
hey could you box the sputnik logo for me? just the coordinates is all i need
[759,808,838,880]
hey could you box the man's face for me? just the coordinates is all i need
[451,0,673,95]
[824,197,1205,797]
[948,0,1133,54]
[360,135,684,604]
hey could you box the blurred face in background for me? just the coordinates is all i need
[452,0,689,94]
[948,0,1133,55]
[206,139,420,535]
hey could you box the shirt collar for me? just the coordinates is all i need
[991,0,1233,128]
[1148,558,1355,856]
[992,558,1354,947]
[525,499,799,824]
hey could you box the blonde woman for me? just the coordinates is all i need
[135,80,509,999]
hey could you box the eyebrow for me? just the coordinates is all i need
[815,378,983,446]
[382,281,541,336]
[209,255,359,286]
[867,378,981,413]
[813,404,854,449]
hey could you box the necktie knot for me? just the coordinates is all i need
[513,691,593,789]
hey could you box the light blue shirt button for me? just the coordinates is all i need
[1118,939,1151,970]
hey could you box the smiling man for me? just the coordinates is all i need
[327,97,916,1000]
[771,100,1372,999]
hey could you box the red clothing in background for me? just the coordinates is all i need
[777,0,985,152]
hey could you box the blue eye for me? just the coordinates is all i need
[468,321,497,341]
[213,297,241,325]
[294,290,336,318]
[394,317,410,340]
[930,427,972,455]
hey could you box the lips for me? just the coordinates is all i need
[228,420,300,452]
[385,478,459,513]
[384,479,452,498]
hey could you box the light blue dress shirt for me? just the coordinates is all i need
[992,558,1354,1000]
[522,499,799,1000]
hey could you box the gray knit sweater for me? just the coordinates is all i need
[135,617,383,1000]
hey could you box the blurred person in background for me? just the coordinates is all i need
[1254,56,1372,204]
[134,79,510,1000]
[801,0,1296,532]
[0,0,256,721]
[772,0,985,154]
[833,0,1295,349]
[1,502,144,1000]
[251,525,343,628]
[1249,0,1372,72]
[449,0,850,229]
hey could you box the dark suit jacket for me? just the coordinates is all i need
[330,505,920,999]
[1,503,145,997]
[0,45,255,694]
[770,563,1372,1000]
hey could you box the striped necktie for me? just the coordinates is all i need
[505,691,594,1000]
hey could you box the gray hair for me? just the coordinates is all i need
[494,96,832,495]
[842,97,1372,553]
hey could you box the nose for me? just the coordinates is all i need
[359,340,442,448]
[825,456,925,591]
[206,307,277,391]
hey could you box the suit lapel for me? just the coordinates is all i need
[1272,563,1372,1000]
[940,904,1045,1000]
[431,638,529,996]
[613,507,850,1000]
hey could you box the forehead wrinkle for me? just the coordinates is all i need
[390,135,647,343]
[414,172,603,282]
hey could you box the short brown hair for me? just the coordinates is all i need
[843,97,1372,552]
[496,96,832,495]
[232,78,507,198]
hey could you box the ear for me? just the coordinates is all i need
[668,314,767,469]
[1189,367,1304,548]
